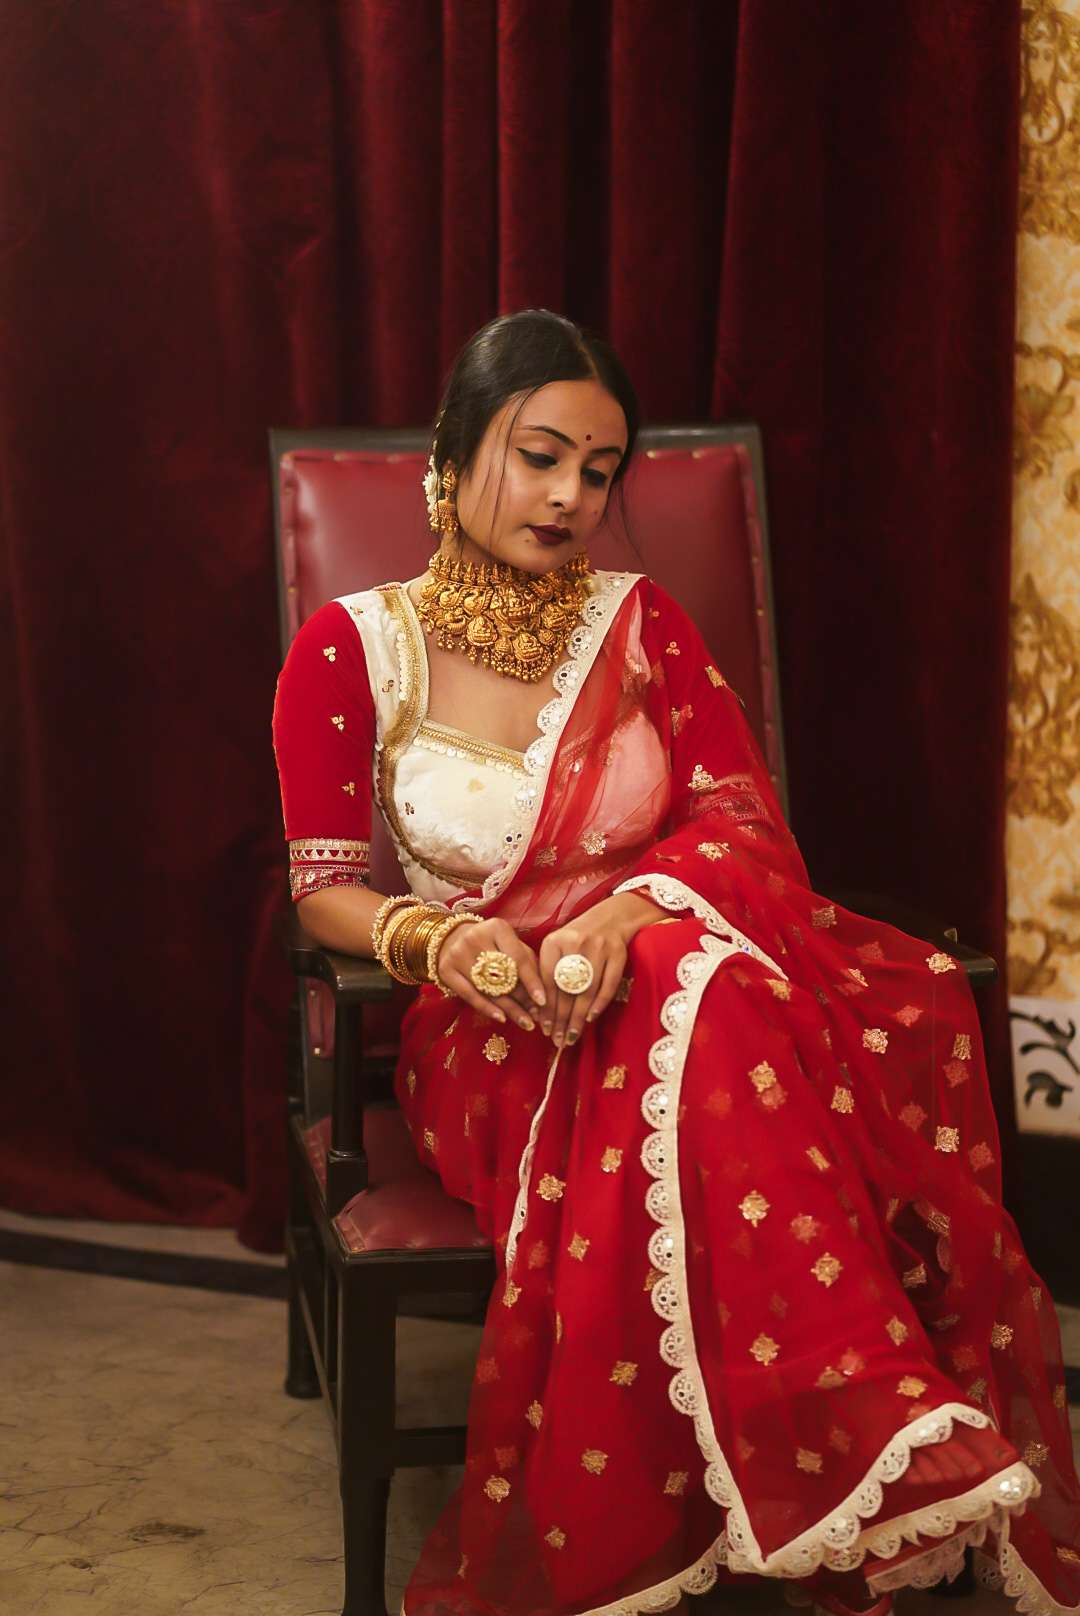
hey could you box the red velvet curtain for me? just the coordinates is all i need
[0,1,1019,1249]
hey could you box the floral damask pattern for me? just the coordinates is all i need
[1010,0,1080,1137]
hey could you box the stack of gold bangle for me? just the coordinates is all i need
[370,895,479,990]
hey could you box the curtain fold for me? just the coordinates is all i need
[0,0,1020,1249]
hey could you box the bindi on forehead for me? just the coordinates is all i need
[585,433,592,441]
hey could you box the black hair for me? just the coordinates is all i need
[431,308,639,542]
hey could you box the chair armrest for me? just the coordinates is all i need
[822,887,997,989]
[279,906,395,1003]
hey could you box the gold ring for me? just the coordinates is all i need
[553,953,594,995]
[470,950,519,997]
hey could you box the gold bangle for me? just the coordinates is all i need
[371,894,421,961]
[385,903,450,985]
[426,912,482,996]
[381,903,424,982]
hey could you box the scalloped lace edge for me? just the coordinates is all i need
[565,872,1050,1616]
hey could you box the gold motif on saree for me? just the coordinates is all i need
[581,1449,609,1475]
[927,952,957,974]
[526,1401,544,1428]
[322,645,337,661]
[739,1190,770,1225]
[816,1366,845,1390]
[664,1471,690,1495]
[749,1061,777,1093]
[897,1376,928,1397]
[536,845,557,865]
[811,905,837,928]
[494,1445,519,1469]
[406,1068,416,1094]
[665,641,681,656]
[831,1086,855,1114]
[568,1233,590,1260]
[952,1345,979,1371]
[538,1174,565,1201]
[644,1266,662,1291]
[705,665,726,687]
[503,1280,521,1307]
[602,1063,627,1088]
[690,763,718,793]
[527,1241,549,1269]
[1056,1548,1080,1568]
[696,840,729,861]
[423,1128,437,1152]
[935,1126,960,1153]
[611,1361,638,1386]
[600,1147,623,1173]
[769,1292,789,1318]
[902,1263,928,1289]
[895,1004,923,1026]
[828,1427,852,1455]
[806,1146,830,1172]
[476,1356,499,1383]
[796,1449,823,1474]
[546,1526,567,1549]
[331,713,344,730]
[750,1332,780,1365]
[968,1141,995,1172]
[671,702,693,734]
[790,1214,820,1243]
[863,1027,888,1053]
[991,1322,1014,1348]
[766,977,791,999]
[944,1060,970,1086]
[1030,1284,1044,1308]
[953,1033,973,1059]
[811,1253,842,1287]
[341,781,355,795]
[457,1555,468,1578]
[900,1103,928,1131]
[582,830,607,855]
[484,1034,510,1063]
[1054,1384,1067,1408]
[484,1477,510,1502]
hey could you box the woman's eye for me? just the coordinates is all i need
[518,448,608,489]
[583,468,609,488]
[518,449,555,469]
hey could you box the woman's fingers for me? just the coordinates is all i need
[583,954,626,1027]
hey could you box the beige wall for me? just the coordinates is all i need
[1009,2,1080,1137]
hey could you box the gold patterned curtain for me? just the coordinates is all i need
[1010,0,1080,1137]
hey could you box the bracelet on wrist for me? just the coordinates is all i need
[426,912,482,996]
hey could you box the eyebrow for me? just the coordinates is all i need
[521,424,624,458]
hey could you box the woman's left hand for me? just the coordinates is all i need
[537,891,668,1048]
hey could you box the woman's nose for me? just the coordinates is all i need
[549,468,581,511]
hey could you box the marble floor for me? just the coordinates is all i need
[2,1210,1079,1616]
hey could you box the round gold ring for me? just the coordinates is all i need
[553,952,594,995]
[469,950,519,997]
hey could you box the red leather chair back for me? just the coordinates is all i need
[272,424,788,873]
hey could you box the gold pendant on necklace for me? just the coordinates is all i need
[416,551,591,682]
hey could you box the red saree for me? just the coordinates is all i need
[275,570,1080,1615]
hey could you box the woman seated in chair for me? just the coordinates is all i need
[273,310,1080,1616]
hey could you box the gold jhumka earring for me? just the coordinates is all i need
[423,452,460,542]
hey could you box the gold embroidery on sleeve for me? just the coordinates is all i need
[322,646,337,661]
[331,714,345,730]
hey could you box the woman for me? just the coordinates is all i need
[273,310,1080,1616]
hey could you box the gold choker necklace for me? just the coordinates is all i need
[415,549,591,682]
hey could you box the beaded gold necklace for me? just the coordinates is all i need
[414,548,591,683]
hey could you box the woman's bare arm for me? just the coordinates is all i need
[294,883,389,956]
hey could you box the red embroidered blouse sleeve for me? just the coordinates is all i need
[272,601,376,902]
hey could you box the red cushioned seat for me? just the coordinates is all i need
[303,1112,493,1255]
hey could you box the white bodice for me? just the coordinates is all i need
[335,573,669,908]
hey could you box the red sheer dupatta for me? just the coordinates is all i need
[396,575,1079,1616]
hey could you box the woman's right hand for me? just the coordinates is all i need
[435,916,546,1031]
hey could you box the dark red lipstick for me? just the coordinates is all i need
[529,524,571,547]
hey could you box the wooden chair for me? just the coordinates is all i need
[269,423,995,1616]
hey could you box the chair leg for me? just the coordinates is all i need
[284,1256,320,1399]
[340,1474,391,1616]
